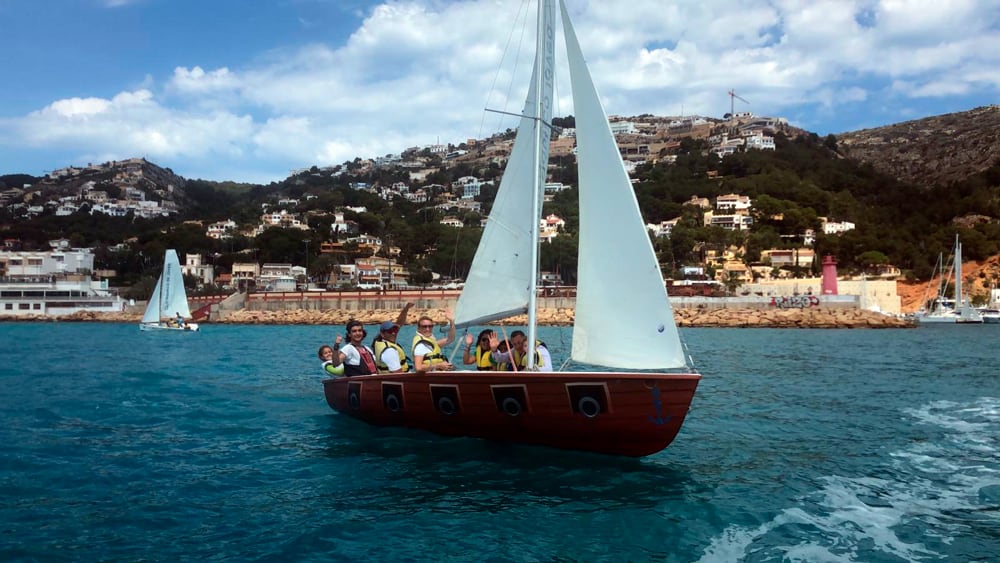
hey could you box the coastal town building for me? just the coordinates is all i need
[181,254,215,287]
[0,248,125,317]
[705,211,754,231]
[762,248,816,270]
[715,194,752,212]
[231,263,261,291]
[206,220,238,240]
[821,218,857,235]
[647,218,680,238]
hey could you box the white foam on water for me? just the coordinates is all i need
[696,516,784,562]
[697,397,1000,562]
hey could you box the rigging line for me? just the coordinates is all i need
[484,108,558,133]
[498,324,517,372]
[479,0,532,140]
[449,226,462,280]
[446,328,468,366]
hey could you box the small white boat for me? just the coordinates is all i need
[979,309,1000,323]
[139,249,199,332]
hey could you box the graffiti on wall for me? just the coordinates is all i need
[770,295,820,309]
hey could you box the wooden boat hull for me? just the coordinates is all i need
[323,371,700,457]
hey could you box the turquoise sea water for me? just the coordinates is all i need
[1,322,998,562]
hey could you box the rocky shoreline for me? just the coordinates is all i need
[9,307,914,328]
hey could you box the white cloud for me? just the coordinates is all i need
[169,66,239,95]
[15,89,254,162]
[3,0,999,181]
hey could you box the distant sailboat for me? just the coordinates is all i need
[140,249,199,332]
[918,235,982,324]
[322,0,700,457]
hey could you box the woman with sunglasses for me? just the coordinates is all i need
[462,329,497,371]
[411,311,456,372]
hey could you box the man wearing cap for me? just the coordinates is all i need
[373,320,410,373]
[373,302,414,374]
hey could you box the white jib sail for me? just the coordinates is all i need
[454,0,556,328]
[140,275,163,325]
[561,0,687,369]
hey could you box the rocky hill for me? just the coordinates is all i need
[837,105,1000,189]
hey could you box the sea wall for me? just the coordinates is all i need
[37,306,914,328]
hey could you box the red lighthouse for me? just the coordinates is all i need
[821,255,838,295]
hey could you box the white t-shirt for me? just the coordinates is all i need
[380,346,402,371]
[413,341,435,362]
[340,343,373,367]
[537,344,553,372]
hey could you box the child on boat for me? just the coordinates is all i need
[317,344,345,377]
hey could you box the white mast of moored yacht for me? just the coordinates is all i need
[953,234,963,309]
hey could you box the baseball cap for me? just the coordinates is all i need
[380,320,399,332]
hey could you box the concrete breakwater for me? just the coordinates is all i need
[43,306,914,328]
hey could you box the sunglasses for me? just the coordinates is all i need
[419,324,434,329]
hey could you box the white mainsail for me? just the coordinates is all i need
[141,249,191,324]
[561,0,687,369]
[454,0,556,328]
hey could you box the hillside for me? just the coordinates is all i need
[2,106,999,291]
[837,105,1000,189]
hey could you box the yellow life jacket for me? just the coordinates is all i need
[512,340,546,370]
[475,346,496,371]
[412,334,446,368]
[373,339,411,373]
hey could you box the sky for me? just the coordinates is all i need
[0,0,997,184]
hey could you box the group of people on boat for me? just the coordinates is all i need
[316,302,552,377]
[461,329,552,372]
[165,312,185,328]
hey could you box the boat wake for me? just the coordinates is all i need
[698,397,1000,561]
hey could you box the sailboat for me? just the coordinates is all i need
[322,0,700,457]
[918,235,982,324]
[139,249,200,332]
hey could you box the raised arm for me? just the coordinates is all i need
[395,302,414,327]
[331,334,345,367]
[437,309,456,346]
[488,333,512,364]
[462,333,475,365]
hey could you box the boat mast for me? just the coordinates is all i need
[525,0,548,369]
[953,234,962,308]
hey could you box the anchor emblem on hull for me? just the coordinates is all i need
[647,385,672,426]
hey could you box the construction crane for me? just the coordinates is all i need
[727,89,749,119]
